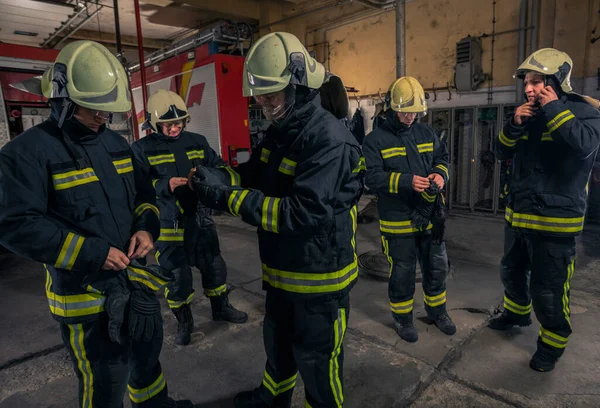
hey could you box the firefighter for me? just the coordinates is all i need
[362,76,456,343]
[188,32,364,408]
[0,41,192,407]
[490,48,600,372]
[131,89,247,346]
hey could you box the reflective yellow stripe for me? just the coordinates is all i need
[381,147,406,159]
[563,260,575,327]
[389,172,401,194]
[113,158,134,174]
[148,154,175,166]
[45,267,105,317]
[541,132,553,142]
[539,327,568,349]
[52,168,99,190]
[504,296,532,315]
[421,191,436,203]
[128,372,166,403]
[157,228,184,242]
[390,299,413,314]
[498,130,518,147]
[435,164,449,178]
[547,110,575,133]
[278,158,297,176]
[224,166,241,186]
[353,156,366,173]
[68,324,93,408]
[380,219,433,234]
[260,148,271,163]
[227,189,249,216]
[186,149,205,160]
[417,142,434,153]
[382,236,393,277]
[55,232,85,270]
[204,284,227,297]
[152,179,158,188]
[175,200,184,214]
[505,207,584,233]
[167,292,195,309]
[262,260,358,294]
[305,402,314,408]
[424,291,447,307]
[262,372,297,397]
[350,206,357,254]
[261,197,281,233]
[329,308,347,407]
[134,203,160,219]
[127,265,169,292]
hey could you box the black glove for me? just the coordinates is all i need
[126,262,174,292]
[104,286,130,344]
[431,191,447,245]
[193,165,226,187]
[191,167,231,212]
[128,285,162,343]
[184,208,221,269]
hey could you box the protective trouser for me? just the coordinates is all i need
[382,233,449,322]
[258,291,350,408]
[500,225,576,359]
[155,244,228,310]
[59,313,167,408]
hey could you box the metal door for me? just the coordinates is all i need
[473,107,499,211]
[450,108,475,209]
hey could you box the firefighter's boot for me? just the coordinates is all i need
[529,347,559,372]
[234,388,291,408]
[163,396,194,408]
[488,310,532,331]
[429,311,457,335]
[173,304,194,346]
[394,314,418,343]
[210,293,248,324]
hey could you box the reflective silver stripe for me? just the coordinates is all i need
[68,324,93,408]
[261,148,270,163]
[113,158,133,174]
[278,158,297,176]
[128,373,166,403]
[205,284,227,297]
[167,292,194,309]
[539,328,568,349]
[228,189,249,216]
[330,308,346,406]
[381,147,406,159]
[52,168,99,190]
[186,149,205,160]
[262,264,357,289]
[417,142,434,153]
[148,154,175,166]
[158,228,184,242]
[261,197,280,233]
[55,232,85,270]
[48,296,106,313]
[127,266,168,291]
[262,371,297,396]
[390,299,413,314]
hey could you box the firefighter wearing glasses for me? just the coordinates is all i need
[132,89,248,346]
[188,32,364,408]
[0,41,192,407]
[362,76,455,343]
[490,48,600,372]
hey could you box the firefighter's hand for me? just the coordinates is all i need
[428,173,445,189]
[538,86,558,107]
[193,166,225,188]
[187,168,196,190]
[514,102,538,125]
[169,177,188,193]
[103,247,130,271]
[127,231,154,260]
[412,175,430,192]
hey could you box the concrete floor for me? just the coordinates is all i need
[1,197,600,408]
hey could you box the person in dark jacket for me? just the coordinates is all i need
[362,76,456,343]
[188,32,364,408]
[132,89,247,346]
[0,41,192,408]
[489,48,600,372]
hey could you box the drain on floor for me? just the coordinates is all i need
[357,250,422,282]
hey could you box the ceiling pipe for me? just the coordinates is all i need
[356,0,396,8]
[113,0,123,59]
[133,0,148,135]
[41,4,87,48]
[396,0,405,77]
[260,0,352,29]
[516,0,527,103]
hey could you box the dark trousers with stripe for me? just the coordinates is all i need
[59,314,167,408]
[383,233,449,323]
[156,244,228,309]
[500,225,576,358]
[258,291,350,408]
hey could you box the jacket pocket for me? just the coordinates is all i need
[535,193,575,209]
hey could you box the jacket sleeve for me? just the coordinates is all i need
[0,143,109,273]
[130,146,160,241]
[207,144,263,189]
[217,141,355,235]
[131,141,171,199]
[199,137,244,187]
[363,133,413,194]
[495,118,525,160]
[542,100,600,159]
[430,132,450,184]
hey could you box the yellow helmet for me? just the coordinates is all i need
[514,48,574,94]
[385,76,427,116]
[243,32,326,97]
[146,89,190,131]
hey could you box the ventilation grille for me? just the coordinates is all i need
[456,40,471,64]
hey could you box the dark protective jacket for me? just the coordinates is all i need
[0,117,160,324]
[131,131,230,246]
[204,95,365,298]
[362,111,450,237]
[495,94,600,236]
